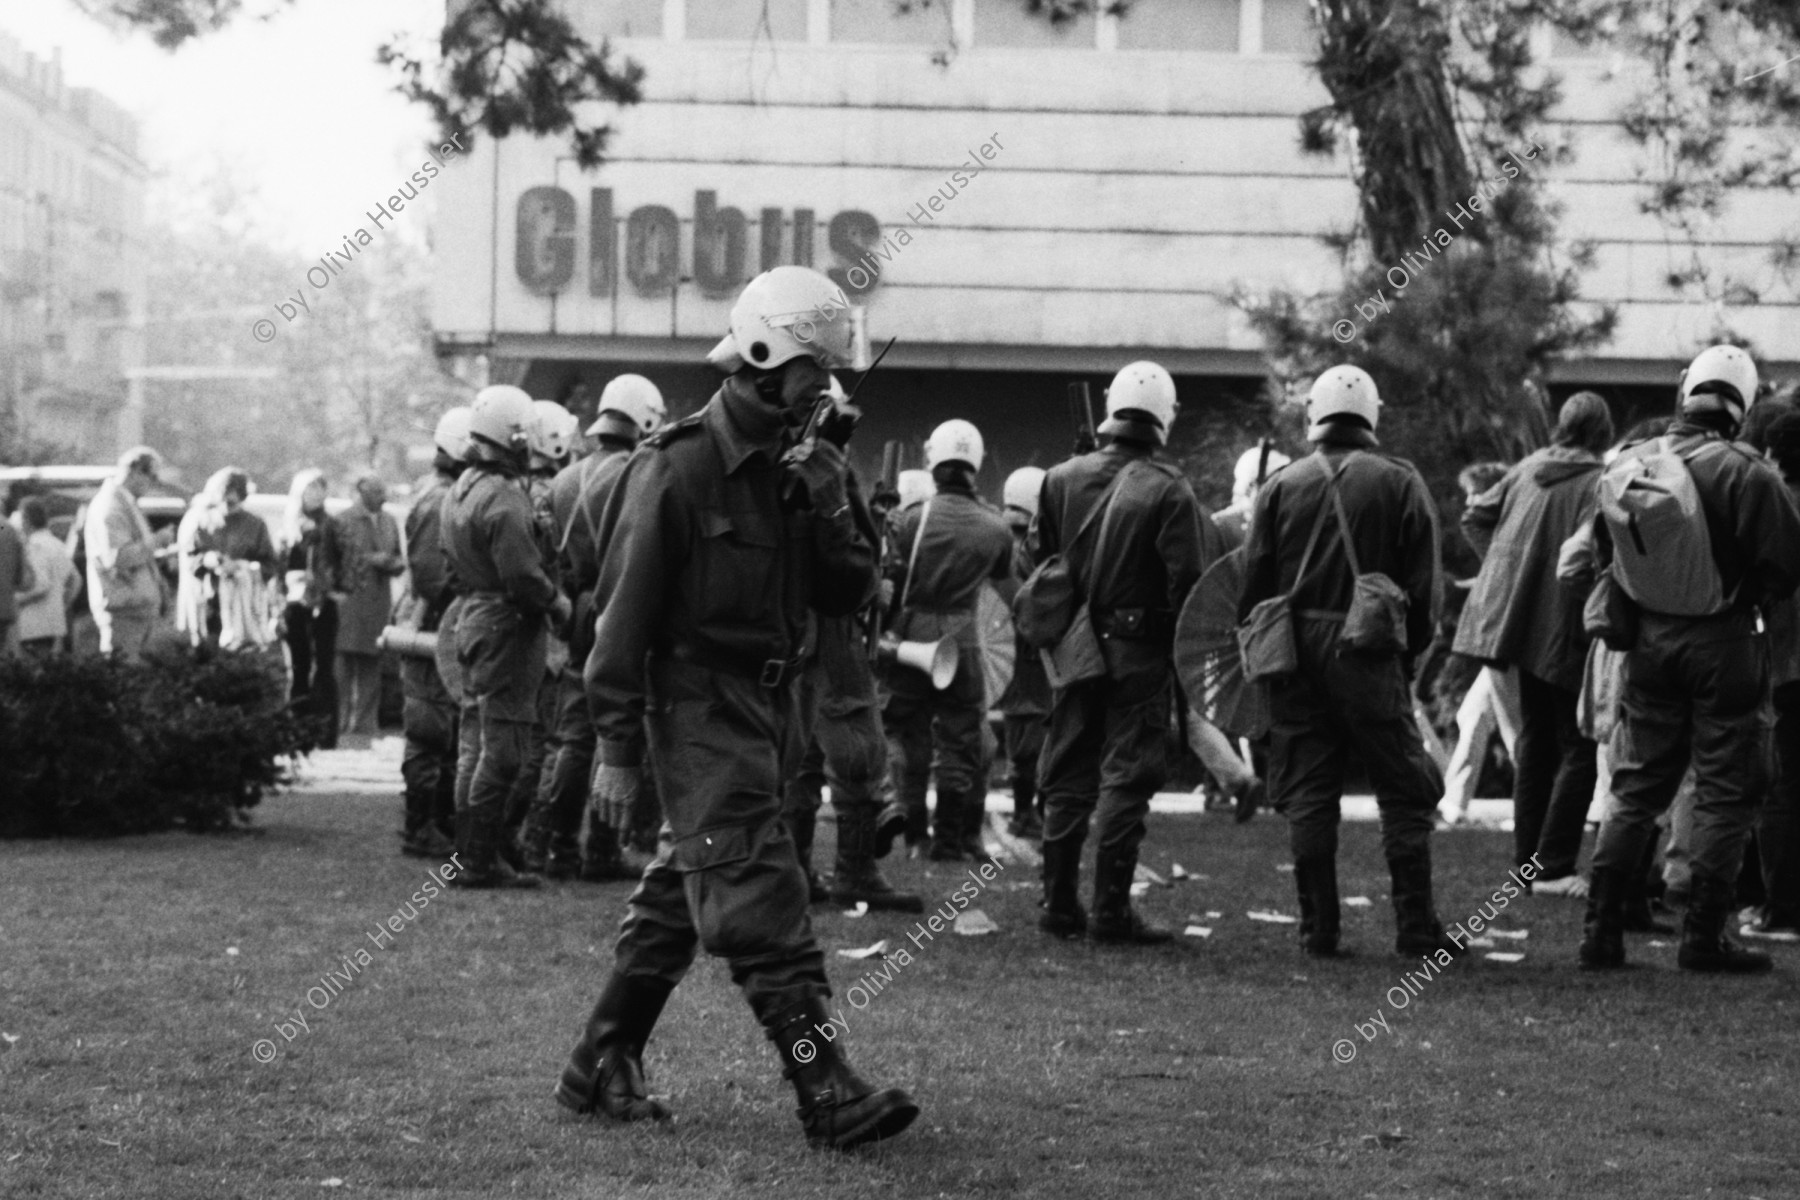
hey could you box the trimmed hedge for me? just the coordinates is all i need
[0,645,312,838]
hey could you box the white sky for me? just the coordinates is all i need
[1,0,447,255]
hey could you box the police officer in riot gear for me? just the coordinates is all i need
[555,266,918,1150]
[398,406,472,859]
[883,419,1014,862]
[442,385,569,889]
[999,465,1051,840]
[522,375,667,881]
[1240,365,1453,959]
[1580,345,1800,973]
[1037,362,1210,944]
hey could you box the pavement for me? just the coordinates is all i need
[287,739,1517,829]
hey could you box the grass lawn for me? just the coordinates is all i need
[3,787,1796,1200]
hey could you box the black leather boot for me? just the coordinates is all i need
[1038,836,1087,938]
[1679,871,1773,974]
[929,788,968,861]
[516,800,554,873]
[766,999,919,1150]
[1387,850,1460,958]
[872,798,909,861]
[1578,866,1629,969]
[829,805,924,913]
[1008,779,1044,840]
[1090,849,1173,945]
[543,832,581,880]
[555,972,675,1121]
[1295,855,1349,958]
[961,787,995,865]
[451,803,542,889]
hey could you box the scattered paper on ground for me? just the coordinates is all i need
[1134,865,1170,887]
[1275,863,1295,873]
[1184,925,1212,939]
[1344,896,1373,908]
[1205,911,1223,919]
[1468,937,1497,948]
[955,909,998,936]
[1247,910,1297,924]
[1130,881,1150,898]
[843,901,869,918]
[1170,863,1190,880]
[1485,951,1526,963]
[837,940,888,960]
[1487,928,1529,940]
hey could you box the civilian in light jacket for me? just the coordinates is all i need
[85,446,168,660]
[15,497,75,653]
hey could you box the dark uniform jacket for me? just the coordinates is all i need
[586,376,878,766]
[404,472,455,627]
[1239,430,1439,660]
[1593,419,1800,620]
[442,463,560,617]
[1037,441,1211,644]
[886,482,1013,646]
[1454,445,1603,691]
[997,531,1052,715]
[552,442,633,600]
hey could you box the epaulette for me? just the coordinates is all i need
[640,413,706,450]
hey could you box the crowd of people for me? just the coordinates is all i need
[8,260,1796,1154]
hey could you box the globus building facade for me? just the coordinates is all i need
[429,0,1800,494]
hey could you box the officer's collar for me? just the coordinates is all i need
[1311,421,1380,450]
[711,375,789,473]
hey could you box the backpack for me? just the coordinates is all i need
[1597,436,1726,617]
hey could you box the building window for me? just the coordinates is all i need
[687,0,808,41]
[974,0,1095,48]
[1117,0,1239,52]
[586,0,665,38]
[1263,0,1316,55]
[830,0,945,45]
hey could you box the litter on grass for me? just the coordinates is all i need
[837,940,888,960]
[1487,928,1529,940]
[1344,897,1373,908]
[1170,863,1191,880]
[1247,910,1298,924]
[1485,951,1526,963]
[1184,926,1213,939]
[955,909,998,936]
[843,901,869,918]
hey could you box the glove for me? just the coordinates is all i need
[592,763,641,836]
[817,399,861,449]
[782,437,849,515]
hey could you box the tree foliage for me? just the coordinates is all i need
[72,0,643,168]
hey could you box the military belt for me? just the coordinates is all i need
[665,641,807,689]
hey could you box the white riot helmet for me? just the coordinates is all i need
[897,469,934,508]
[1306,365,1382,439]
[469,385,535,454]
[433,406,474,463]
[1102,361,1179,445]
[1232,445,1291,503]
[526,400,579,464]
[705,265,853,373]
[1680,344,1759,421]
[588,373,666,440]
[925,419,984,473]
[1003,466,1046,516]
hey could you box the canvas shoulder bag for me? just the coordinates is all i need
[1328,470,1410,655]
[1041,468,1146,690]
[1238,456,1338,683]
[1014,464,1137,651]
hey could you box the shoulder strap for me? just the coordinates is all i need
[1326,464,1364,579]
[900,498,932,611]
[1290,453,1345,589]
[1064,459,1145,585]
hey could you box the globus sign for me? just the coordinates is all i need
[515,187,883,301]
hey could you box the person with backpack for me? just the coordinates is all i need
[881,419,1015,862]
[1033,361,1210,944]
[1238,365,1456,960]
[1455,393,1614,895]
[1579,345,1800,974]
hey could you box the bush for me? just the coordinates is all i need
[0,645,311,838]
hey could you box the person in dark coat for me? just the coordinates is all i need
[397,407,471,859]
[1749,408,1800,940]
[559,266,917,1150]
[881,419,1015,863]
[999,465,1052,840]
[1036,361,1210,945]
[279,469,344,747]
[1581,346,1800,974]
[1240,364,1456,960]
[1455,393,1613,893]
[335,473,404,737]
